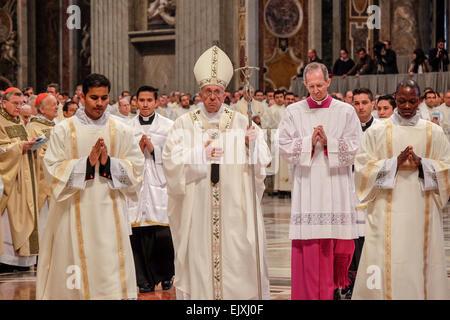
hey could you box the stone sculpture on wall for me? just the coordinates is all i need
[262,0,306,90]
[80,24,91,67]
[264,0,303,39]
[0,0,17,85]
[1,30,17,66]
[148,0,176,28]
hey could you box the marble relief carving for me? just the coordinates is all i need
[0,0,16,66]
[0,0,17,85]
[148,0,176,28]
[262,0,307,91]
[391,0,418,56]
[264,0,303,39]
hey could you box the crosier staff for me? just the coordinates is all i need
[235,62,262,300]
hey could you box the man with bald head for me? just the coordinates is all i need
[163,46,271,300]
[20,105,33,126]
[353,80,449,300]
[279,62,362,300]
[27,93,59,238]
[0,87,38,271]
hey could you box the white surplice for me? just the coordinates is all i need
[262,104,291,191]
[438,104,450,140]
[278,99,363,240]
[162,104,272,300]
[353,111,450,300]
[128,113,174,227]
[36,110,145,300]
[354,118,380,237]
[418,102,431,121]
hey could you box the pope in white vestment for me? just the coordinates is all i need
[163,46,272,300]
[36,75,145,300]
[353,82,450,300]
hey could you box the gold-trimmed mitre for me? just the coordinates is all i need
[194,46,234,90]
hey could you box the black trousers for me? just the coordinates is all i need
[130,226,175,288]
[349,237,365,272]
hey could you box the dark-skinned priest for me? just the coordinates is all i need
[353,80,449,300]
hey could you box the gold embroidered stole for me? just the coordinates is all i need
[190,107,235,300]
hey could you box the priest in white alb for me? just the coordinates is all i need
[36,74,145,300]
[352,80,449,300]
[163,46,272,300]
[128,85,175,293]
[278,62,362,300]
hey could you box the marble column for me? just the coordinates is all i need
[16,0,34,89]
[308,0,322,57]
[90,0,130,99]
[332,0,341,63]
[379,0,391,42]
[247,0,259,90]
[175,0,238,94]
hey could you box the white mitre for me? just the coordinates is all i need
[194,46,234,90]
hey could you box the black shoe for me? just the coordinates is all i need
[333,289,341,300]
[14,266,30,272]
[162,280,173,291]
[139,284,155,293]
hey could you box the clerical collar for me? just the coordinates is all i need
[75,108,109,127]
[30,114,56,126]
[0,104,20,124]
[200,103,224,123]
[307,95,332,109]
[361,117,374,132]
[139,113,156,125]
[391,109,420,127]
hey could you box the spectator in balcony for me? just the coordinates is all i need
[408,48,431,76]
[375,41,398,74]
[343,48,375,78]
[429,39,449,72]
[332,49,355,76]
[296,49,324,78]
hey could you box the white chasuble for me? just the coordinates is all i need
[36,112,144,300]
[278,99,363,240]
[353,113,449,300]
[163,105,272,300]
[128,113,174,227]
